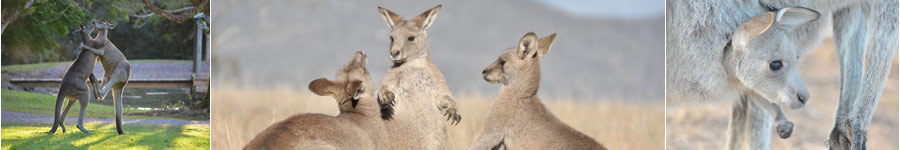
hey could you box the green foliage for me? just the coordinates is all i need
[2,0,89,61]
[2,0,205,65]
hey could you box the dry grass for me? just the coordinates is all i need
[666,39,900,149]
[210,85,664,150]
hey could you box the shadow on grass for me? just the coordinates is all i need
[2,122,209,149]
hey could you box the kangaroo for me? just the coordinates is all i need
[471,32,606,150]
[81,19,132,135]
[243,51,389,150]
[667,0,897,148]
[49,24,105,134]
[375,5,461,149]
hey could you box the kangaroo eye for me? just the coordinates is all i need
[407,36,415,41]
[769,60,783,71]
[499,60,506,66]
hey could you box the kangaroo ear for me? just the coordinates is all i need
[774,7,819,28]
[378,7,407,28]
[351,51,367,68]
[536,33,557,58]
[347,80,364,100]
[411,4,442,30]
[517,32,539,59]
[733,12,774,47]
[309,78,340,96]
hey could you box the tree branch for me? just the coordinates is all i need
[142,0,208,23]
[131,6,195,18]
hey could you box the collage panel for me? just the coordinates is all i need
[211,0,662,149]
[0,0,210,149]
[665,0,899,149]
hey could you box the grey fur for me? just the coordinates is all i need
[667,0,897,149]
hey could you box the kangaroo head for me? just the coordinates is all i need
[727,7,818,109]
[309,51,372,111]
[482,32,556,86]
[377,5,442,65]
[92,19,115,30]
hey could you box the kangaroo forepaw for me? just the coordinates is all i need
[444,107,461,125]
[776,121,793,139]
[378,89,396,107]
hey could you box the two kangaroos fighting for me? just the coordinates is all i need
[50,19,131,135]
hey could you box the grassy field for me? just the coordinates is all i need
[1,122,209,150]
[666,39,900,149]
[1,90,190,120]
[211,85,664,150]
[1,59,191,72]
[1,90,211,149]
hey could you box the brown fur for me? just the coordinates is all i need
[82,20,132,135]
[472,32,606,150]
[375,5,461,149]
[49,24,106,134]
[244,51,388,150]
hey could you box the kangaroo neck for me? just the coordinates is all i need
[500,67,541,100]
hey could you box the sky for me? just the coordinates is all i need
[536,0,663,19]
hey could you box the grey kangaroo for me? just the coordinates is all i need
[471,32,606,150]
[667,0,897,149]
[376,5,462,149]
[49,24,105,134]
[81,19,131,135]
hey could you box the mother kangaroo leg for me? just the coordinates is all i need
[828,3,869,149]
[829,1,899,149]
[727,94,773,150]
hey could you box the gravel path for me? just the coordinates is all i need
[1,111,209,125]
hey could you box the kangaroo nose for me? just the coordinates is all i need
[482,70,487,74]
[797,94,808,104]
[390,50,400,57]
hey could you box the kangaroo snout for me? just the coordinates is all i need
[389,49,403,63]
[786,90,810,109]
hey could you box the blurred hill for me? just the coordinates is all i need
[211,0,664,101]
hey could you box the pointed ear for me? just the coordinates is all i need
[346,80,363,100]
[378,7,407,28]
[309,78,340,96]
[733,12,774,47]
[774,7,819,28]
[411,5,442,30]
[517,32,539,59]
[536,33,557,58]
[351,51,367,68]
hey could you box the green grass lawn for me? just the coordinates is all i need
[1,122,209,150]
[1,90,195,120]
[0,59,192,72]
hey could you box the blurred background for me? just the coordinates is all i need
[211,0,664,149]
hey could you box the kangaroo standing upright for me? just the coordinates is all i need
[81,20,131,135]
[471,32,605,150]
[376,5,462,149]
[49,24,105,134]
